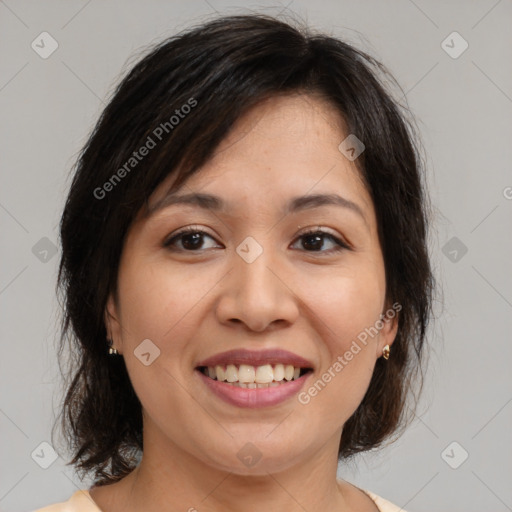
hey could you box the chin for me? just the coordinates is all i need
[202,437,307,476]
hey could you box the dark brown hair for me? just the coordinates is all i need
[54,13,435,485]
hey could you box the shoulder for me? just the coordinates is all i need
[362,489,407,512]
[32,490,101,512]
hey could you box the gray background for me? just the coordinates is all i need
[1,1,511,511]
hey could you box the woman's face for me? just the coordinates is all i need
[106,93,398,475]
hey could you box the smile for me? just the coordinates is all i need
[197,363,312,388]
[194,348,315,408]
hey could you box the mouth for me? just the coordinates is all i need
[194,349,314,407]
[196,363,313,388]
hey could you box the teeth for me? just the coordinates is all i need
[238,364,256,383]
[255,364,273,383]
[215,365,225,381]
[284,364,294,381]
[205,363,308,383]
[225,364,238,383]
[273,364,285,381]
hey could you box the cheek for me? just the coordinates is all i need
[300,265,385,349]
[295,266,382,419]
[301,342,376,429]
[115,259,205,431]
[117,256,208,342]
[115,256,220,400]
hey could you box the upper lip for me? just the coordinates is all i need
[195,348,314,369]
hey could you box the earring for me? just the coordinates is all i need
[107,338,118,355]
[382,344,390,360]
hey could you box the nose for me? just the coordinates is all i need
[215,243,300,332]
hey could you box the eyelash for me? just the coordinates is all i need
[163,225,351,254]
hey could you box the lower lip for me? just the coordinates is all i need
[196,370,311,408]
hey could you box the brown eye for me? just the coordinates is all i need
[163,227,221,251]
[163,226,350,254]
[292,229,350,253]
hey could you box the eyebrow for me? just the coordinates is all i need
[147,191,367,224]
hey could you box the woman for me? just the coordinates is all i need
[36,13,434,512]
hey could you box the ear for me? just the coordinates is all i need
[376,302,400,358]
[105,292,123,354]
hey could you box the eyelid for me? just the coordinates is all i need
[168,224,214,237]
[296,225,336,238]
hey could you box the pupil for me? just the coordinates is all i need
[183,233,202,250]
[304,234,322,251]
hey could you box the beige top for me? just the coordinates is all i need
[33,488,406,511]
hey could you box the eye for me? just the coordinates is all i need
[163,226,221,251]
[291,228,350,253]
[163,226,351,253]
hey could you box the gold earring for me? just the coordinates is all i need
[107,338,118,355]
[382,344,390,360]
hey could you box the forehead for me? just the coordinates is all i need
[219,92,348,141]
[144,93,373,221]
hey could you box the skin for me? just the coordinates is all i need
[89,93,398,512]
